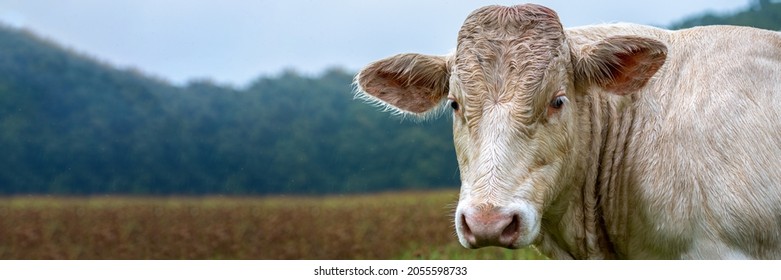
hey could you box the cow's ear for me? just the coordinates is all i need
[356,53,450,115]
[572,36,667,95]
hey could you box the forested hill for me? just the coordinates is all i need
[2,1,780,195]
[670,0,781,30]
[0,25,457,195]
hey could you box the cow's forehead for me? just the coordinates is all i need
[454,4,566,100]
[458,5,561,39]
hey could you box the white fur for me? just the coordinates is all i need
[355,7,781,259]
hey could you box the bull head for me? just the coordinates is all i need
[355,4,666,250]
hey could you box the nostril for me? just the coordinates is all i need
[500,214,521,245]
[460,213,475,243]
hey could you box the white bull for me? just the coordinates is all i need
[355,4,781,259]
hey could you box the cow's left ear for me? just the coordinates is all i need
[572,36,667,95]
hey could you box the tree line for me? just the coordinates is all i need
[0,26,458,195]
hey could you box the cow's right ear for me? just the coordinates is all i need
[355,53,450,115]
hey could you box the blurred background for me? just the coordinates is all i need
[0,0,778,259]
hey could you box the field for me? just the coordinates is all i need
[0,190,544,259]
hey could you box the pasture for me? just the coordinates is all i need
[0,190,544,259]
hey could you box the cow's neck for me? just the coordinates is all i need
[541,91,636,259]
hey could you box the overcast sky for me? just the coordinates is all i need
[0,0,752,87]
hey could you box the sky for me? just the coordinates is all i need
[0,0,752,87]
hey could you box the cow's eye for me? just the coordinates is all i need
[550,95,567,109]
[450,100,460,111]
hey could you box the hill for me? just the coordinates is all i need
[0,25,458,195]
[670,0,781,30]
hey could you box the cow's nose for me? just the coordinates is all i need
[459,207,521,248]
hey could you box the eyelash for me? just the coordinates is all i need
[550,95,567,109]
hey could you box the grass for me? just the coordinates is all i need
[0,190,545,260]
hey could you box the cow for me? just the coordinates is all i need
[354,3,781,259]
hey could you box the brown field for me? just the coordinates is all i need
[0,190,544,259]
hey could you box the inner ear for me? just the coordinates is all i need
[574,36,667,95]
[356,53,450,114]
